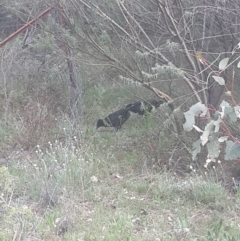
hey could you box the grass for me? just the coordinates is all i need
[2,139,240,241]
[1,72,240,240]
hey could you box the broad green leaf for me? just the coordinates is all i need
[219,57,229,70]
[224,91,231,96]
[220,100,230,107]
[225,140,240,160]
[183,102,208,131]
[234,106,240,118]
[237,61,240,68]
[218,136,228,142]
[207,134,220,159]
[183,112,195,131]
[213,115,221,132]
[200,120,214,146]
[219,100,236,120]
[212,76,225,85]
[225,106,237,122]
[192,139,201,160]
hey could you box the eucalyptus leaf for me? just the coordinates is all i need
[218,136,228,142]
[225,141,240,160]
[212,76,225,85]
[219,57,229,70]
[200,120,214,146]
[237,61,240,68]
[207,135,220,159]
[192,139,201,160]
[183,102,208,131]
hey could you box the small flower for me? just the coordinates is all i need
[206,159,211,164]
[91,175,98,183]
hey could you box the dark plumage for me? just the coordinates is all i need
[126,99,163,115]
[97,108,131,130]
[126,102,144,115]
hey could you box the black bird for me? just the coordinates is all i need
[126,99,163,115]
[126,101,144,115]
[97,108,131,130]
